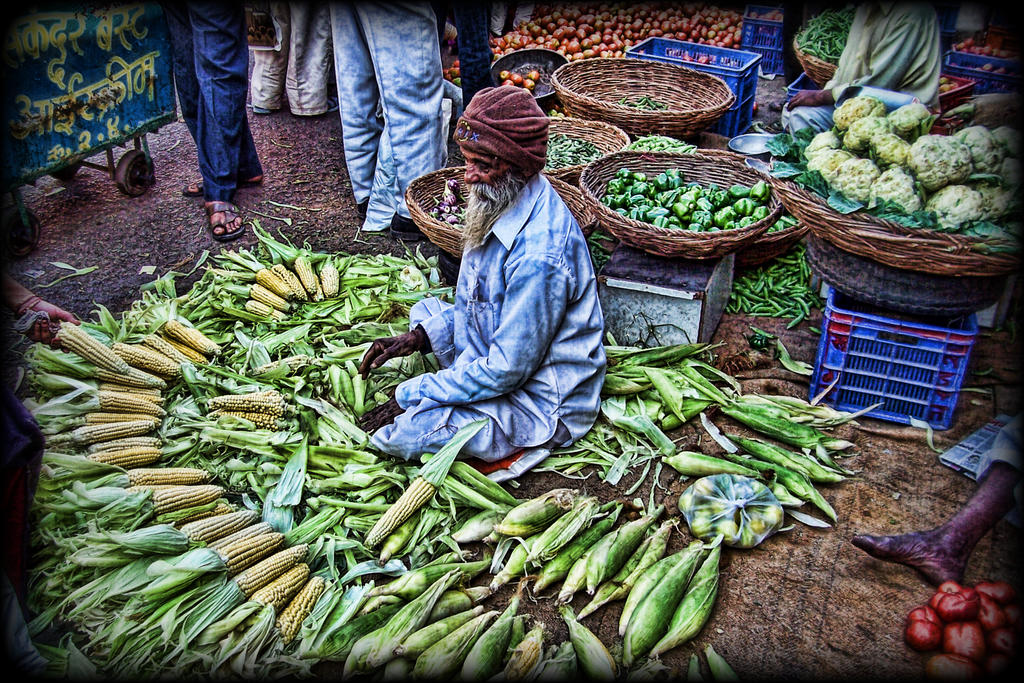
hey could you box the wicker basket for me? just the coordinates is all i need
[768,175,1020,277]
[734,220,810,269]
[550,58,735,139]
[793,37,837,88]
[579,150,784,259]
[405,168,596,258]
[544,117,631,186]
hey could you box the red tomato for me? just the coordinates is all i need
[977,594,1006,632]
[1003,603,1021,629]
[907,619,944,651]
[910,605,944,626]
[975,581,1017,606]
[925,653,982,680]
[986,627,1017,656]
[936,590,981,623]
[527,70,540,82]
[522,78,535,91]
[943,622,987,662]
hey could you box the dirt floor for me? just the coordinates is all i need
[4,60,1022,681]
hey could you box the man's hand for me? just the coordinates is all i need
[787,89,835,110]
[358,326,429,379]
[358,396,403,432]
[21,298,79,348]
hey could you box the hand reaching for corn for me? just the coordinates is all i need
[358,325,430,379]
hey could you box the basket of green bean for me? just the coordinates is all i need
[543,117,630,186]
[793,7,854,87]
[579,150,784,259]
[733,213,809,268]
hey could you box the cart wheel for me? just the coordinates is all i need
[115,149,154,196]
[3,206,41,257]
[50,162,81,181]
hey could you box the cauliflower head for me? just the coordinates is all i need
[833,95,888,131]
[807,148,855,184]
[992,126,1021,158]
[869,167,922,213]
[907,135,973,191]
[970,181,1018,222]
[1001,155,1022,188]
[830,157,881,204]
[805,130,841,160]
[924,184,985,230]
[843,116,892,154]
[871,132,912,169]
[887,102,934,141]
[955,126,1005,175]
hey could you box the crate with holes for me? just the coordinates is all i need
[809,288,979,430]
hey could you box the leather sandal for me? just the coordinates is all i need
[205,201,245,242]
[182,176,263,197]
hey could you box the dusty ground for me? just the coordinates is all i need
[4,59,1022,681]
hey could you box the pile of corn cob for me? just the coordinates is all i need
[22,223,863,679]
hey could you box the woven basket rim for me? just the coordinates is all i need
[792,37,837,87]
[578,150,783,259]
[405,167,595,258]
[768,174,1020,276]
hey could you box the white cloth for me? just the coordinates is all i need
[249,2,333,116]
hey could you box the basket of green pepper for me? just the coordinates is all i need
[579,150,784,259]
[543,117,631,186]
[406,166,597,257]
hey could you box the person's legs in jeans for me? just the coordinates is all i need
[452,2,491,107]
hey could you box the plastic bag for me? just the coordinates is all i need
[678,474,784,548]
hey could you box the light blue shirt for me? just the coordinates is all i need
[394,173,607,449]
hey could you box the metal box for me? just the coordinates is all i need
[597,245,734,347]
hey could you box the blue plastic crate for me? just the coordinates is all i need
[942,50,1021,94]
[712,94,755,137]
[741,5,785,75]
[809,288,978,430]
[786,72,816,102]
[626,38,762,105]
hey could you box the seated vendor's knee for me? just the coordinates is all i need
[781,104,835,135]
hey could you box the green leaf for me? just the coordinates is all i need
[826,191,864,214]
[418,419,487,485]
[38,264,98,288]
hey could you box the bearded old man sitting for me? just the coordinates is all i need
[357,86,606,478]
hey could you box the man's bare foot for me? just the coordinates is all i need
[204,201,245,242]
[852,529,968,586]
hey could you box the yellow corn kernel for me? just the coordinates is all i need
[271,264,308,301]
[277,575,326,643]
[255,268,293,299]
[250,562,310,611]
[126,467,211,487]
[245,299,287,321]
[86,446,162,468]
[163,319,221,357]
[215,532,285,574]
[111,343,182,378]
[179,509,258,543]
[97,390,166,417]
[233,544,309,596]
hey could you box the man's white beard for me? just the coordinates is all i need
[461,171,528,250]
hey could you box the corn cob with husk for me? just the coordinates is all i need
[245,299,288,321]
[174,502,235,528]
[213,532,285,575]
[254,268,293,299]
[98,385,164,403]
[88,436,162,453]
[534,640,578,682]
[619,540,704,637]
[719,402,854,452]
[162,319,221,357]
[492,488,576,538]
[524,494,600,567]
[233,544,309,597]
[272,263,308,301]
[367,557,490,602]
[559,604,617,682]
[382,656,412,682]
[209,523,276,551]
[583,504,664,595]
[364,420,486,549]
[578,518,673,619]
[93,390,166,417]
[86,446,163,468]
[427,586,492,622]
[277,575,326,643]
[208,409,284,430]
[451,509,506,544]
[160,336,208,363]
[704,644,739,681]
[127,484,224,515]
[663,450,762,478]
[504,622,545,681]
[179,510,260,544]
[293,255,324,301]
[251,354,315,377]
[533,503,622,593]
[112,343,182,378]
[125,468,211,487]
[141,333,195,365]
[412,609,498,680]
[730,434,848,484]
[648,537,723,659]
[378,509,419,564]
[250,562,310,611]
[395,606,487,659]
[94,366,166,389]
[344,568,463,675]
[54,411,160,426]
[318,259,340,298]
[250,283,291,312]
[460,579,524,682]
[721,452,838,523]
[48,419,157,447]
[57,323,131,374]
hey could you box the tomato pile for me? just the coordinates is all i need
[491,3,745,61]
[952,37,1018,61]
[745,6,783,22]
[938,75,966,94]
[497,68,543,91]
[904,579,1020,679]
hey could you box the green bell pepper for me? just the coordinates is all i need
[750,180,770,202]
[644,206,671,222]
[672,199,695,220]
[631,171,648,183]
[737,216,756,228]
[695,196,714,213]
[607,178,627,196]
[653,172,671,191]
[615,168,633,181]
[751,206,770,221]
[709,190,730,209]
[728,184,750,199]
[652,215,671,228]
[691,209,712,228]
[713,206,737,229]
[732,198,757,217]
[630,181,651,197]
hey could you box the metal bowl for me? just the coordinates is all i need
[489,48,569,110]
[727,133,774,159]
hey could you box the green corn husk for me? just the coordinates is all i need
[427,587,492,622]
[649,537,723,658]
[525,495,600,567]
[534,640,578,682]
[383,657,413,682]
[368,558,490,601]
[309,602,403,661]
[493,488,576,537]
[732,435,847,484]
[394,606,487,659]
[704,644,739,681]
[663,451,761,478]
[411,609,498,680]
[448,460,519,507]
[722,452,837,523]
[489,536,539,592]
[584,505,664,594]
[379,510,420,564]
[622,539,707,667]
[719,403,853,452]
[688,654,705,681]
[559,604,617,682]
[578,519,673,619]
[460,579,523,682]
[534,503,622,593]
[504,623,545,681]
[619,540,702,637]
[451,509,506,544]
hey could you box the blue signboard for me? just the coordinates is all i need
[1,3,177,191]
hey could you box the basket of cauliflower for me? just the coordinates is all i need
[767,95,1021,277]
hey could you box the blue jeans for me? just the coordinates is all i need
[162,1,262,202]
[452,2,492,107]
